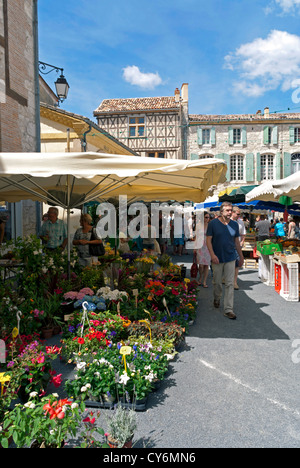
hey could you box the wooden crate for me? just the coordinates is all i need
[244,259,258,269]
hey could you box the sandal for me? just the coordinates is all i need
[203,284,208,288]
[224,311,236,320]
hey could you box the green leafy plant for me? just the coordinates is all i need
[0,392,85,448]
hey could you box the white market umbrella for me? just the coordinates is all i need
[246,172,300,203]
[0,152,227,271]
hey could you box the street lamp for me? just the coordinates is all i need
[38,61,70,103]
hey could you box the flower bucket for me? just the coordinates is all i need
[41,327,53,340]
[108,437,133,449]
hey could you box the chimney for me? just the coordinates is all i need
[264,107,269,118]
[181,83,188,102]
[174,88,180,102]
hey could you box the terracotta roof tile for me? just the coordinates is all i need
[189,112,300,122]
[94,96,180,114]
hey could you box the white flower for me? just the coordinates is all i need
[164,354,174,361]
[24,402,35,409]
[85,383,91,389]
[76,361,86,371]
[71,402,78,409]
[29,391,38,398]
[81,386,87,392]
[119,372,130,385]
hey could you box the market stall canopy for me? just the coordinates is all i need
[0,152,227,205]
[246,172,300,203]
[195,199,300,215]
[218,185,258,203]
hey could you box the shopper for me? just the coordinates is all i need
[73,213,103,267]
[287,216,296,239]
[274,218,286,238]
[206,202,244,320]
[231,206,246,290]
[255,214,271,241]
[194,211,211,287]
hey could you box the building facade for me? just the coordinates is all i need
[0,0,40,240]
[94,83,189,160]
[189,107,300,190]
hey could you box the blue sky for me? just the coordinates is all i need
[38,0,300,122]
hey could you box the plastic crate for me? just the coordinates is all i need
[280,263,289,297]
[274,261,281,294]
[266,255,275,287]
[257,241,281,256]
[286,263,299,302]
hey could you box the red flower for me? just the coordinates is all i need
[77,337,85,344]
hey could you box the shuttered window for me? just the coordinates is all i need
[230,154,244,181]
[261,154,274,180]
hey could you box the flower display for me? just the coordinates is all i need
[1,241,198,447]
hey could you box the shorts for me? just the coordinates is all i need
[174,235,185,246]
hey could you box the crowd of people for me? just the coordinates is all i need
[32,204,300,321]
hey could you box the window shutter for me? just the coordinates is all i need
[283,152,291,177]
[256,152,261,182]
[272,126,278,145]
[197,128,202,145]
[275,152,281,179]
[263,126,269,145]
[228,127,233,146]
[242,127,247,145]
[190,153,199,160]
[211,127,216,145]
[289,127,295,145]
[245,153,254,182]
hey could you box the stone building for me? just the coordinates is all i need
[189,107,300,190]
[94,83,189,160]
[0,0,40,240]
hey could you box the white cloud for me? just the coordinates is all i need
[275,0,300,13]
[224,30,300,97]
[122,65,162,89]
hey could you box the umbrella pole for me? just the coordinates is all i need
[67,175,71,280]
[67,207,71,279]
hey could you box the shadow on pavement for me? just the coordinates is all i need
[188,270,290,341]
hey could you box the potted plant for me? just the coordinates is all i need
[0,392,85,448]
[6,340,61,402]
[105,403,137,448]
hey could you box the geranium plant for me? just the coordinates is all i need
[6,340,61,401]
[0,392,85,448]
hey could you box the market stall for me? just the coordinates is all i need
[257,239,300,301]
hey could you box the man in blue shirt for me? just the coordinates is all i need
[40,207,67,251]
[206,202,244,320]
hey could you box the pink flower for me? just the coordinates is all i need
[63,291,78,300]
[37,355,45,364]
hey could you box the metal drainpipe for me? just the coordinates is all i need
[81,124,92,152]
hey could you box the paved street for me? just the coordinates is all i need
[49,253,300,448]
[132,254,300,448]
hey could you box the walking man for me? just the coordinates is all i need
[206,202,244,320]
